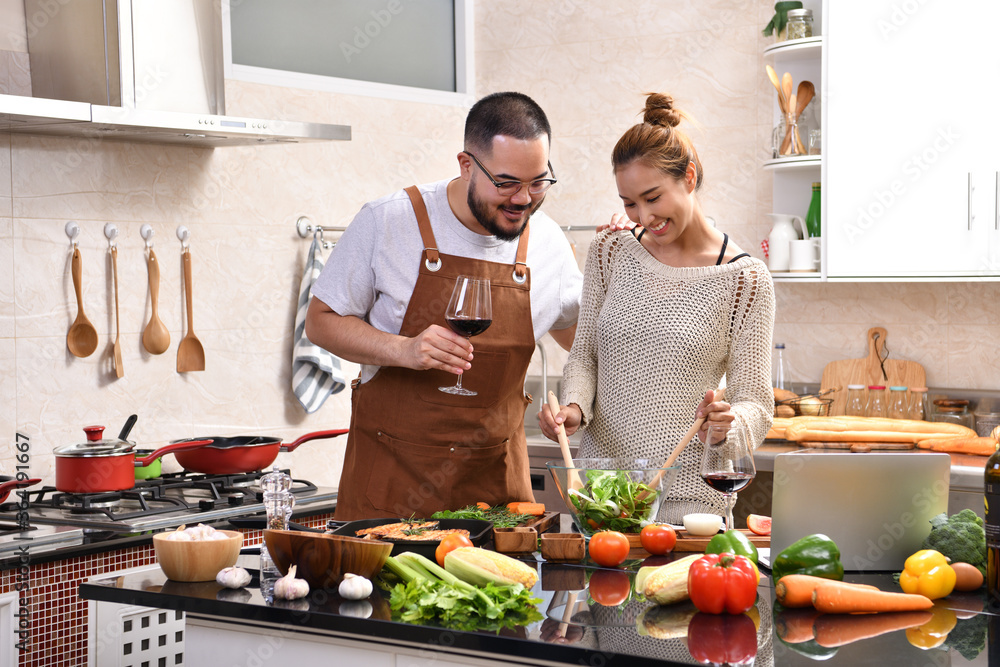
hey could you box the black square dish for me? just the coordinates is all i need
[326,518,492,560]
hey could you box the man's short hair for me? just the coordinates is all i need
[464,92,551,154]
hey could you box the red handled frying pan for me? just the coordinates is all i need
[171,429,349,475]
[0,476,41,503]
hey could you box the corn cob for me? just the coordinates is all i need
[444,547,539,588]
[642,554,702,605]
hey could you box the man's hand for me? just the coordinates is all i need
[401,324,473,375]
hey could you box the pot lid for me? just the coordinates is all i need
[53,425,136,457]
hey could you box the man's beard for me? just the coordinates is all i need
[467,184,543,241]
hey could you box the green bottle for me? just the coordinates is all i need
[805,182,821,238]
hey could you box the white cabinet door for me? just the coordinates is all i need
[825,1,1000,278]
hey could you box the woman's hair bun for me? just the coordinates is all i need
[642,93,682,128]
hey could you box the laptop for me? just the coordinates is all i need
[767,451,951,572]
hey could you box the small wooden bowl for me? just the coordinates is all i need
[493,526,537,554]
[264,529,391,589]
[540,533,585,562]
[541,563,586,591]
[153,530,243,582]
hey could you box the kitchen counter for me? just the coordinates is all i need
[80,550,996,667]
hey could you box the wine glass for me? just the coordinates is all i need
[439,276,492,396]
[699,423,756,532]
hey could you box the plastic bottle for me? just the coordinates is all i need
[773,343,786,390]
[866,385,887,418]
[845,384,866,417]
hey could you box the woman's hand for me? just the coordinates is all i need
[595,212,637,233]
[538,401,583,442]
[695,389,735,441]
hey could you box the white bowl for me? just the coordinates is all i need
[683,513,724,536]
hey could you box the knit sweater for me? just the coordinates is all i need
[562,230,775,524]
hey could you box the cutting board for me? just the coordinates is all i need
[626,529,769,552]
[820,327,926,416]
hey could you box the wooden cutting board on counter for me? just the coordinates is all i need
[626,529,769,552]
[820,327,926,416]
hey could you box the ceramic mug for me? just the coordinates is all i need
[789,238,819,272]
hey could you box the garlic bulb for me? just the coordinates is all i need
[338,573,373,600]
[216,567,252,589]
[273,564,310,600]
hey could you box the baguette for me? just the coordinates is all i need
[916,436,999,456]
[784,416,976,443]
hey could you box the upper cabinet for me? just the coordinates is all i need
[824,1,1000,278]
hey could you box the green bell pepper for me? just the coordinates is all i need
[705,530,759,564]
[770,533,844,582]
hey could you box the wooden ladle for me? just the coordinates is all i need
[141,248,170,355]
[176,248,205,373]
[110,246,123,378]
[67,247,99,358]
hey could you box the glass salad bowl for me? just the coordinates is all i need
[546,458,680,539]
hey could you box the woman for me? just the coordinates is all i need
[540,93,775,523]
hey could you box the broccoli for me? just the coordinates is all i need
[921,509,987,577]
[944,614,987,661]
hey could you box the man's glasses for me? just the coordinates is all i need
[465,151,557,197]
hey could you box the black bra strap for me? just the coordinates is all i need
[632,226,645,241]
[715,233,729,265]
[728,252,751,264]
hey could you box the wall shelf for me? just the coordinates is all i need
[763,155,821,171]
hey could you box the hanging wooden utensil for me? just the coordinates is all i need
[67,247,99,358]
[142,248,170,355]
[110,245,123,378]
[176,247,205,373]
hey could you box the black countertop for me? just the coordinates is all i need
[79,552,997,667]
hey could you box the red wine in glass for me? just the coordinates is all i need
[699,423,756,531]
[439,276,492,396]
[701,472,754,494]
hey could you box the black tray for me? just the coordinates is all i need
[326,518,493,560]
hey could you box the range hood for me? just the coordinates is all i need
[11,0,350,147]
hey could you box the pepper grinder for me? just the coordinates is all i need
[259,465,294,599]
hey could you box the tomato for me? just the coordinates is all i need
[588,568,631,606]
[435,533,473,567]
[746,514,772,536]
[588,531,630,568]
[639,524,677,555]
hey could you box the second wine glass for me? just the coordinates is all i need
[699,423,756,532]
[439,275,492,396]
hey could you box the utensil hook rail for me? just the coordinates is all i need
[296,216,345,249]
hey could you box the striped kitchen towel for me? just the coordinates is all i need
[292,238,346,413]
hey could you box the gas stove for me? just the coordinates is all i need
[0,469,338,554]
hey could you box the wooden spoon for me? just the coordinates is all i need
[792,80,815,153]
[781,72,793,115]
[548,391,581,491]
[142,248,170,355]
[110,245,123,378]
[67,247,99,358]
[637,417,706,502]
[176,248,205,373]
[765,65,787,113]
[781,92,798,156]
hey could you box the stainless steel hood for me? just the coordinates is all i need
[11,0,350,147]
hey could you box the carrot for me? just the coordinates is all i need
[507,502,525,513]
[812,583,933,614]
[923,436,999,456]
[514,502,545,516]
[813,610,933,647]
[775,574,879,608]
[774,607,822,643]
[476,502,491,510]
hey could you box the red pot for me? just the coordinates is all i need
[172,429,349,475]
[54,426,213,493]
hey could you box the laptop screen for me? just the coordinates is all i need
[769,451,951,572]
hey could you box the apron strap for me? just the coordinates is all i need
[513,222,530,284]
[404,185,441,270]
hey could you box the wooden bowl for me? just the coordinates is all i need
[153,530,243,582]
[540,533,585,562]
[493,526,537,554]
[263,529,391,589]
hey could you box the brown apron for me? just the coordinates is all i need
[334,185,537,520]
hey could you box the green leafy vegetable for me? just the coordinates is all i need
[921,509,987,577]
[569,470,657,533]
[432,505,534,529]
[382,551,542,633]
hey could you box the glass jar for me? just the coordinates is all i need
[888,386,909,419]
[773,343,786,390]
[845,384,866,417]
[931,399,974,430]
[786,8,814,40]
[866,385,887,418]
[908,386,928,421]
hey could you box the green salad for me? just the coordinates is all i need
[569,470,658,533]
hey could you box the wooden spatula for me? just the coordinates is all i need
[176,247,205,373]
[548,391,581,491]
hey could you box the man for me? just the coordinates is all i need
[306,92,582,520]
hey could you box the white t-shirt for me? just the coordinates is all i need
[310,179,583,382]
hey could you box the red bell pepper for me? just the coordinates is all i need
[687,611,758,665]
[687,553,758,614]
